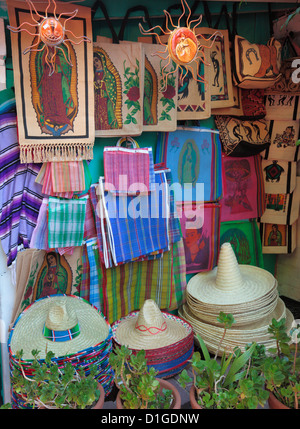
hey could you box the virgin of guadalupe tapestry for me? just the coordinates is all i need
[140,43,178,131]
[220,155,265,222]
[259,221,297,254]
[156,127,223,203]
[126,40,179,130]
[176,202,220,274]
[7,0,94,163]
[10,247,83,326]
[93,42,144,137]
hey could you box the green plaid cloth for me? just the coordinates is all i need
[48,196,88,248]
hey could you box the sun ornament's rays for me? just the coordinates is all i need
[7,0,91,76]
[139,0,222,90]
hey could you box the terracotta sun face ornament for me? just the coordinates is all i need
[139,0,221,89]
[7,0,91,76]
[39,16,65,47]
[168,27,198,65]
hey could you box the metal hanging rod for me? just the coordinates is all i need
[92,7,294,21]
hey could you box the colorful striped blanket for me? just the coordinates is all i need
[0,113,43,266]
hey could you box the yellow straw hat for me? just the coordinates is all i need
[113,299,191,350]
[9,295,110,360]
[179,299,294,355]
[187,242,276,306]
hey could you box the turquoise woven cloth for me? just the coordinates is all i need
[48,196,88,248]
[156,127,223,203]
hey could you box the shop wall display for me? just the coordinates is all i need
[1,0,300,408]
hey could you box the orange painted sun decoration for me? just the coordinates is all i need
[139,0,222,89]
[7,0,91,76]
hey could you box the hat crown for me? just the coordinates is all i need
[135,300,167,336]
[215,243,244,291]
[45,301,78,331]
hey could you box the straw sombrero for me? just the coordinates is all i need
[187,242,276,306]
[179,299,294,355]
[112,299,192,351]
[9,295,111,360]
[185,242,279,327]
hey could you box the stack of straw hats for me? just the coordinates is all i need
[111,299,194,378]
[179,242,294,355]
[8,294,114,408]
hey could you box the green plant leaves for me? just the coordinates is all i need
[109,345,173,409]
[9,350,101,409]
[178,312,273,409]
[223,342,257,387]
[217,312,235,329]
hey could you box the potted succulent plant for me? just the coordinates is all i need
[262,318,300,409]
[109,345,181,409]
[3,349,105,409]
[178,312,269,409]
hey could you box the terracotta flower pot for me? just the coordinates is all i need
[268,391,290,409]
[189,385,202,409]
[93,383,105,409]
[116,378,181,409]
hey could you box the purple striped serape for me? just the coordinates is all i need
[0,113,43,266]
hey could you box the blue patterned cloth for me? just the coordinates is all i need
[156,127,223,203]
[100,169,170,267]
[86,238,101,310]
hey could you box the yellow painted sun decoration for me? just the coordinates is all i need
[139,0,222,89]
[7,0,91,76]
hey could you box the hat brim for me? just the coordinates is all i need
[186,286,279,326]
[187,265,276,305]
[179,299,294,355]
[112,311,192,350]
[9,295,111,360]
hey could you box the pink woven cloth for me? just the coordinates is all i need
[103,147,151,194]
[35,162,86,197]
[51,161,85,193]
